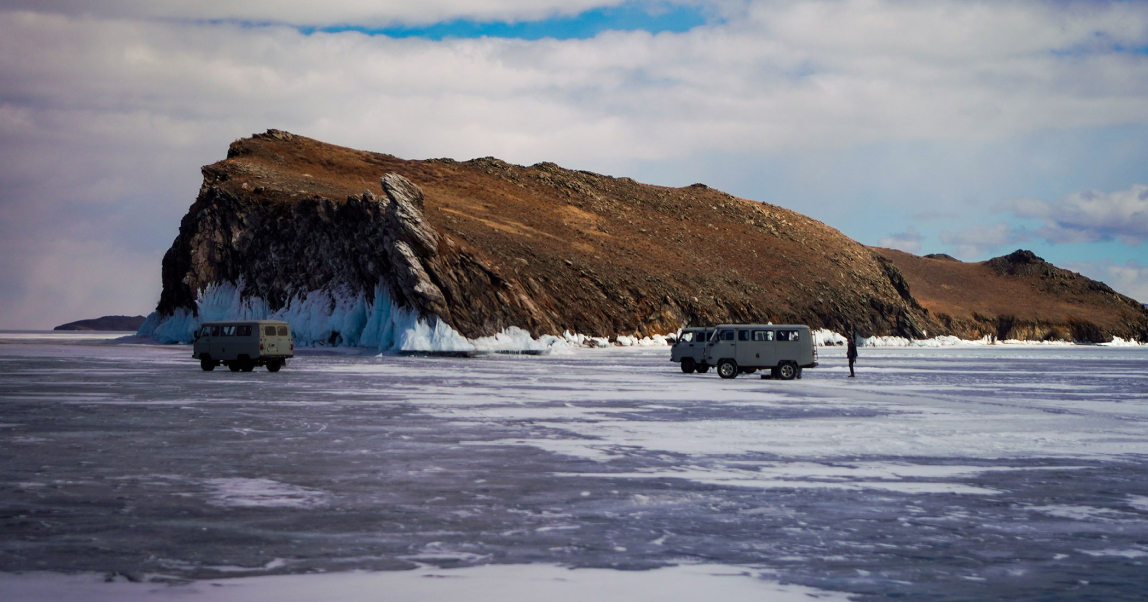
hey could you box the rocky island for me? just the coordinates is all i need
[139,130,1148,348]
[55,315,146,331]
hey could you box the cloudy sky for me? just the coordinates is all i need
[1,0,1147,328]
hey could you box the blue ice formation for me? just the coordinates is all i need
[136,282,570,353]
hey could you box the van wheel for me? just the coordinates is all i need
[239,357,255,372]
[228,362,240,372]
[777,362,797,380]
[680,358,695,373]
[717,359,738,379]
[695,363,710,374]
[267,360,282,373]
[200,356,216,372]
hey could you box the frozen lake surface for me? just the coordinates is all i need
[2,335,1147,600]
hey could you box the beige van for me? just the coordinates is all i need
[192,320,293,372]
[703,324,818,380]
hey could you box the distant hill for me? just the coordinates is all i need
[140,130,1147,345]
[54,315,146,331]
[874,248,1147,342]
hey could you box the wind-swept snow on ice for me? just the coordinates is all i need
[1,342,1146,600]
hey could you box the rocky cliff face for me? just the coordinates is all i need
[158,166,548,343]
[145,130,1145,346]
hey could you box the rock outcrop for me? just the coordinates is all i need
[145,130,1146,345]
[158,168,554,343]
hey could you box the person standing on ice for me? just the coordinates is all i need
[847,331,858,377]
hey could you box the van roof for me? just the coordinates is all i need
[712,324,811,329]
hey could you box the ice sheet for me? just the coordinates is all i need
[2,341,1147,600]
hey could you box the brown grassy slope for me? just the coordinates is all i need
[200,130,931,338]
[873,248,1148,341]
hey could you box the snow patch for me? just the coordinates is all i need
[1078,548,1148,558]
[564,331,611,348]
[857,334,1090,347]
[1025,505,1128,521]
[811,329,848,346]
[615,334,670,347]
[860,335,981,347]
[203,478,327,509]
[1099,337,1144,347]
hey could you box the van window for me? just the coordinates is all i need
[221,325,236,336]
[238,325,252,337]
[265,326,276,336]
[738,330,750,341]
[679,331,694,343]
[199,326,212,338]
[777,330,799,341]
[720,330,735,341]
[753,330,773,341]
[210,325,221,337]
[277,326,288,336]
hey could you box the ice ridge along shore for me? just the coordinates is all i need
[137,288,1139,353]
[137,283,572,354]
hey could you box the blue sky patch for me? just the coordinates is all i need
[304,2,712,40]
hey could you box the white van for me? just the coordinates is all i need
[703,324,818,380]
[192,320,293,372]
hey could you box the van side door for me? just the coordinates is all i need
[214,324,237,359]
[734,328,758,368]
[707,328,737,364]
[749,329,776,368]
[207,325,224,358]
[775,329,801,363]
[236,325,255,357]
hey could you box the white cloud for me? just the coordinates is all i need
[0,0,635,27]
[939,222,1027,259]
[2,1,1148,327]
[1063,260,1148,304]
[877,227,922,254]
[999,184,1148,245]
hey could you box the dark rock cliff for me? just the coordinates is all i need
[159,169,555,338]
